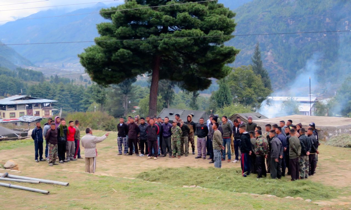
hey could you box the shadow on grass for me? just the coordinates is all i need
[137,167,339,201]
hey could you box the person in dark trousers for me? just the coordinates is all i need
[265,124,272,173]
[212,122,224,168]
[146,118,160,160]
[127,117,140,156]
[43,118,53,161]
[269,130,283,179]
[276,127,288,176]
[57,119,68,164]
[246,116,257,132]
[195,118,208,159]
[249,131,257,174]
[162,117,172,157]
[289,129,301,181]
[239,124,252,177]
[307,128,318,176]
[117,117,129,155]
[284,126,291,175]
[309,122,320,169]
[139,117,149,157]
[232,119,241,163]
[74,120,82,159]
[46,122,58,166]
[180,120,191,157]
[207,119,214,163]
[299,128,311,179]
[31,121,44,162]
[157,117,163,155]
[255,130,268,178]
[186,114,196,155]
[221,116,232,162]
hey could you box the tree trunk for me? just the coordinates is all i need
[149,55,161,117]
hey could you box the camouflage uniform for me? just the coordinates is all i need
[186,115,196,154]
[255,135,269,178]
[49,143,58,164]
[299,156,309,179]
[171,126,182,157]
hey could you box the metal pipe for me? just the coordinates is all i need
[0,173,69,186]
[0,178,39,184]
[0,182,49,194]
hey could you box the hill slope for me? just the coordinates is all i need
[230,0,351,89]
[0,42,33,70]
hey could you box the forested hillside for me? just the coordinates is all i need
[230,0,351,89]
[0,42,33,70]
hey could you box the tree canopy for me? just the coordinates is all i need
[251,43,271,91]
[79,0,239,116]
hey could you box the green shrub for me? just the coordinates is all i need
[326,134,351,148]
[65,112,117,131]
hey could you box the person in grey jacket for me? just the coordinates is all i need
[81,128,109,173]
[43,118,53,160]
[139,118,149,157]
[269,130,283,179]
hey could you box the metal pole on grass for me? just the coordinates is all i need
[0,182,49,194]
[0,173,69,186]
[0,178,39,184]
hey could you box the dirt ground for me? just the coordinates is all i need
[1,131,351,209]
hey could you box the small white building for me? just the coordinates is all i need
[267,96,317,116]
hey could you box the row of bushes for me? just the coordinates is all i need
[65,112,117,131]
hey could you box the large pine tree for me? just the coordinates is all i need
[79,0,239,116]
[251,43,272,91]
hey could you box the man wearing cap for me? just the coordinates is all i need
[246,116,257,133]
[117,117,129,155]
[299,128,311,179]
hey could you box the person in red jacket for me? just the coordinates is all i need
[66,121,76,162]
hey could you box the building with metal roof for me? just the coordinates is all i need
[0,95,56,120]
[229,113,268,124]
[158,108,207,123]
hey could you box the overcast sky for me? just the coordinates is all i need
[0,0,123,25]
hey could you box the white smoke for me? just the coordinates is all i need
[259,53,321,118]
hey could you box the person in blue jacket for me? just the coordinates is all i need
[31,121,44,162]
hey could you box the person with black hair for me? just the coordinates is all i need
[287,120,293,127]
[246,116,257,132]
[289,129,301,181]
[128,117,140,156]
[43,118,53,161]
[46,122,58,166]
[309,122,320,169]
[81,128,109,173]
[66,120,76,161]
[265,124,272,172]
[146,118,160,160]
[221,116,232,162]
[31,121,44,162]
[307,128,318,176]
[239,124,252,177]
[57,119,68,164]
[195,118,208,159]
[232,119,241,163]
[280,121,287,137]
[269,130,283,179]
[212,122,223,168]
[256,126,262,131]
[185,115,196,155]
[255,130,268,178]
[284,126,291,175]
[299,128,311,179]
[74,120,82,159]
[180,120,190,157]
[117,117,129,155]
[275,126,288,176]
[249,131,257,174]
[139,117,149,157]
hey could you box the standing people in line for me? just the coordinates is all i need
[307,128,318,176]
[127,117,140,156]
[74,120,82,159]
[66,121,76,162]
[284,126,291,175]
[139,118,149,157]
[221,116,232,162]
[162,117,172,157]
[265,124,272,172]
[280,121,287,136]
[81,128,109,173]
[156,117,163,156]
[45,122,58,166]
[249,131,257,174]
[54,116,61,128]
[207,118,214,163]
[276,127,288,176]
[186,114,196,155]
[309,122,320,169]
[43,118,53,161]
[31,121,44,162]
[270,130,283,179]
[299,128,311,179]
[212,122,224,168]
[171,120,182,158]
[288,129,301,181]
[180,121,190,157]
[195,118,208,159]
[254,130,268,178]
[232,120,241,163]
[239,124,252,177]
[57,119,68,164]
[146,118,160,160]
[117,117,129,155]
[286,120,293,128]
[246,116,257,132]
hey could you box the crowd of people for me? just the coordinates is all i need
[31,114,320,180]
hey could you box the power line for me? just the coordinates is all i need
[0,0,48,7]
[2,30,350,46]
[0,0,119,12]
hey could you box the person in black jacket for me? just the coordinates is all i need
[265,124,272,173]
[232,120,241,163]
[195,118,208,159]
[276,127,288,176]
[128,118,140,156]
[31,121,44,162]
[57,119,68,164]
[146,118,160,159]
[269,130,283,179]
[180,121,190,157]
[307,128,318,176]
[117,117,129,155]
[139,118,149,157]
[299,128,311,179]
[46,122,58,166]
[239,124,252,177]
